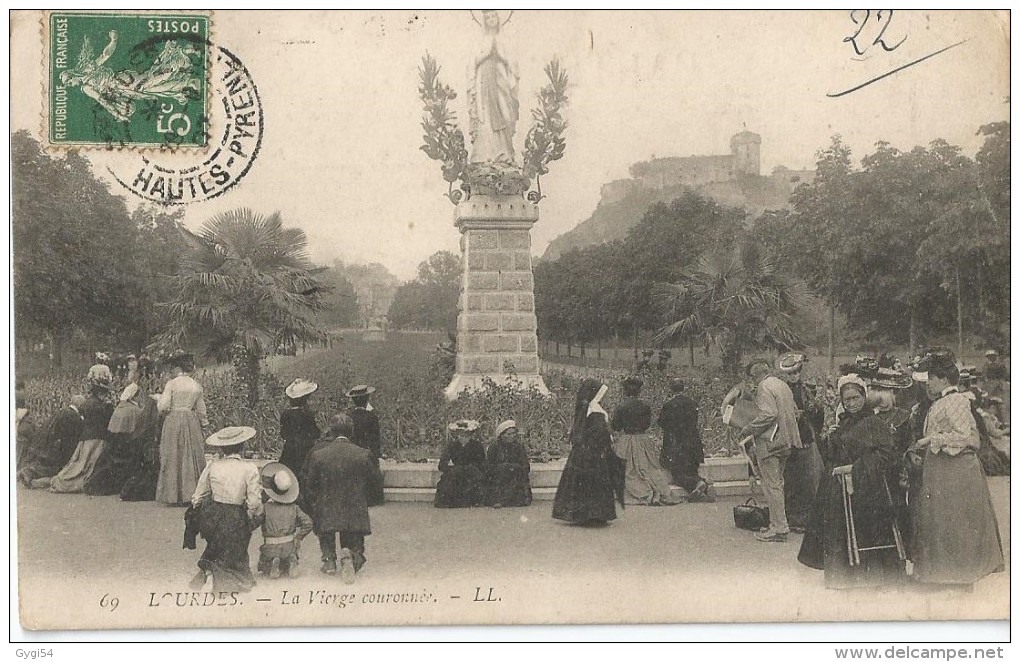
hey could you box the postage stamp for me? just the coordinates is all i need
[47,12,210,148]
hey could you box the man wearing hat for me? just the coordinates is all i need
[279,378,321,483]
[775,353,823,533]
[302,414,373,582]
[739,358,801,542]
[347,385,385,506]
[257,462,314,579]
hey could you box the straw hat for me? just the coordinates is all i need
[776,352,806,374]
[285,378,318,399]
[448,419,480,434]
[206,426,256,447]
[494,420,517,438]
[346,384,376,398]
[260,462,299,504]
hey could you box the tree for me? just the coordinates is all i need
[655,240,808,376]
[153,209,329,406]
[12,131,143,365]
[315,265,360,329]
[386,251,462,332]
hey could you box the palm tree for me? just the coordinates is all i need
[152,209,329,406]
[654,241,807,376]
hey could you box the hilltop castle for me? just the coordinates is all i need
[599,131,812,204]
[543,131,815,260]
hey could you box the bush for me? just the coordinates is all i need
[21,333,800,462]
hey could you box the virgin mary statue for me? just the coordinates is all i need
[468,10,520,164]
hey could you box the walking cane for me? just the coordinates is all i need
[839,473,858,566]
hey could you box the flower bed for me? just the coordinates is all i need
[19,333,794,462]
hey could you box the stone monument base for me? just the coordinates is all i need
[444,373,550,400]
[444,194,548,401]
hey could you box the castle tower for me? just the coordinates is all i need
[730,130,761,176]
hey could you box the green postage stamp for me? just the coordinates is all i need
[47,12,210,148]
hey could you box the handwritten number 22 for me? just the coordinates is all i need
[844,10,907,56]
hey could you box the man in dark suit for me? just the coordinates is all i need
[657,379,711,501]
[18,394,87,487]
[347,384,385,506]
[302,414,372,582]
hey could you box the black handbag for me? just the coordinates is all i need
[733,498,770,531]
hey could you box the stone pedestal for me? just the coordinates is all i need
[444,194,549,400]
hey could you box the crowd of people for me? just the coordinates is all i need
[722,348,1008,592]
[13,345,1010,593]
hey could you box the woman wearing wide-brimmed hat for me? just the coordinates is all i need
[256,462,314,579]
[434,420,487,508]
[553,379,626,526]
[49,376,115,494]
[278,379,321,481]
[189,426,263,592]
[347,384,385,506]
[156,353,209,505]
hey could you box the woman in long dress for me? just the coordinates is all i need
[910,356,1003,587]
[189,426,263,592]
[434,420,487,508]
[49,380,115,493]
[553,379,627,526]
[610,376,683,505]
[156,354,209,505]
[798,374,906,588]
[278,379,321,481]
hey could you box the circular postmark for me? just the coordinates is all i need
[106,39,263,204]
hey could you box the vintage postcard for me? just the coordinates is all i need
[9,10,1011,635]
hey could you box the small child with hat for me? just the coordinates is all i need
[257,462,314,579]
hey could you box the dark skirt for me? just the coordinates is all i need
[434,464,486,508]
[485,464,532,507]
[367,458,385,506]
[553,446,618,524]
[197,501,256,592]
[798,474,905,588]
[84,432,136,496]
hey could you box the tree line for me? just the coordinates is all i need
[534,123,1010,373]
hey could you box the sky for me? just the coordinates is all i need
[11,10,1010,280]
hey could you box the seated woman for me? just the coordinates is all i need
[189,426,264,592]
[50,378,115,494]
[434,420,487,508]
[553,379,626,526]
[610,376,683,505]
[484,420,532,508]
[85,383,148,496]
[18,394,87,487]
[798,374,906,589]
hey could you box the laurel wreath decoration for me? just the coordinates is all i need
[418,52,568,205]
